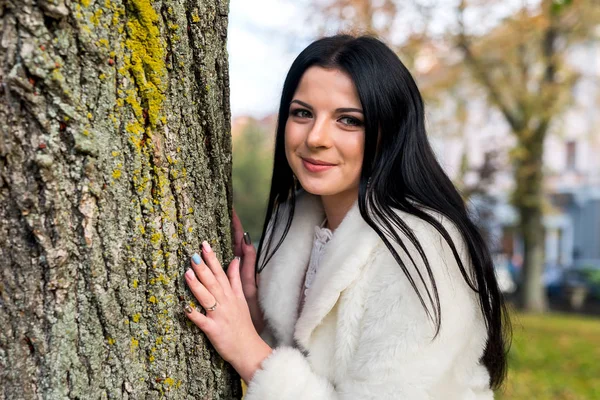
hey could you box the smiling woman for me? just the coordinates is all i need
[285,67,366,227]
[184,33,511,399]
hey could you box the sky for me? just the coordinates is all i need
[227,0,313,119]
[226,0,539,119]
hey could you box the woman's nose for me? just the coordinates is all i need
[305,118,332,149]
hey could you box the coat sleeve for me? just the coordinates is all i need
[245,216,493,400]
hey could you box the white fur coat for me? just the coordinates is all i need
[244,191,494,399]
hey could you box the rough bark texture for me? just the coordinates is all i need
[0,0,241,398]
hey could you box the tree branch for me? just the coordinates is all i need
[456,0,525,132]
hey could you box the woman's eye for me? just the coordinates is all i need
[339,116,363,127]
[291,109,311,118]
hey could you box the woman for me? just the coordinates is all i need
[183,34,511,399]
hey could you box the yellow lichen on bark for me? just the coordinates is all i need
[123,0,166,128]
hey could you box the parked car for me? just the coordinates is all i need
[493,254,600,307]
[492,254,517,294]
[543,263,565,298]
[562,260,600,308]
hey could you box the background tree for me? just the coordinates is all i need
[232,121,273,243]
[304,0,600,312]
[0,0,242,398]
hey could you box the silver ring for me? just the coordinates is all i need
[206,301,218,311]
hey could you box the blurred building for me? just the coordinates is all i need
[419,36,600,269]
[543,41,600,267]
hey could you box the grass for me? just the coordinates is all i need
[496,312,600,399]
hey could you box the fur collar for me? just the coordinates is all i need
[258,191,382,349]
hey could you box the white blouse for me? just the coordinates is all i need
[298,217,332,315]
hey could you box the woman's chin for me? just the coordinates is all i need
[298,181,340,197]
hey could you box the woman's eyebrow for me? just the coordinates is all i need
[290,99,363,114]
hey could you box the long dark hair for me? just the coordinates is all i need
[255,33,511,389]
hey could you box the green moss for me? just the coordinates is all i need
[51,69,65,83]
[150,232,162,244]
[157,274,170,285]
[90,9,104,25]
[124,89,144,121]
[125,122,144,152]
[163,377,174,387]
[97,38,109,48]
[122,0,166,127]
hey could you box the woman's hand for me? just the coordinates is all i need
[231,208,265,334]
[183,241,272,383]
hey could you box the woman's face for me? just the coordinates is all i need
[285,66,365,199]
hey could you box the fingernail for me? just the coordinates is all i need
[183,304,193,314]
[202,240,212,253]
[243,232,251,245]
[185,268,194,278]
[191,253,201,265]
[234,256,241,262]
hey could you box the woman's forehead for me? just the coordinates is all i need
[293,66,361,109]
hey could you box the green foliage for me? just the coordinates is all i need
[497,312,600,399]
[583,269,600,285]
[232,123,273,242]
[579,267,600,298]
[551,0,573,15]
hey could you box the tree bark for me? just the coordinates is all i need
[0,0,241,398]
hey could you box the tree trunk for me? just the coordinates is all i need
[518,203,547,312]
[0,0,241,398]
[512,128,548,312]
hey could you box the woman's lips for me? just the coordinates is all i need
[302,159,335,173]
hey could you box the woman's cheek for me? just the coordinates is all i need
[287,124,305,149]
[283,130,297,167]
